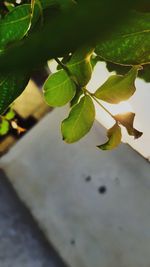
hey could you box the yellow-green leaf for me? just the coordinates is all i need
[4,2,15,12]
[43,70,76,107]
[94,66,139,104]
[67,47,94,87]
[114,112,143,139]
[0,120,9,136]
[5,109,15,120]
[61,95,95,143]
[98,123,122,150]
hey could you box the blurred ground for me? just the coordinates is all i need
[2,108,150,267]
[0,169,66,267]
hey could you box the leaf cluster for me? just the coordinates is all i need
[0,0,148,149]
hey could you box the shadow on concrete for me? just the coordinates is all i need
[0,169,67,267]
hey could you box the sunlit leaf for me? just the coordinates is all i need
[98,123,122,150]
[61,95,95,143]
[43,70,76,107]
[5,109,15,120]
[114,112,143,139]
[4,2,15,12]
[0,119,9,135]
[105,61,150,83]
[94,66,139,104]
[67,47,94,87]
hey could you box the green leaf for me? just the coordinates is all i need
[0,4,31,50]
[0,72,29,115]
[138,64,150,83]
[43,70,76,107]
[4,2,15,12]
[105,61,130,75]
[40,0,75,10]
[105,61,150,83]
[98,123,122,150]
[94,66,139,104]
[0,0,139,72]
[114,112,143,139]
[91,55,101,69]
[5,109,15,120]
[61,95,95,143]
[67,47,94,87]
[0,120,9,136]
[95,11,150,65]
[31,0,43,26]
[105,60,150,84]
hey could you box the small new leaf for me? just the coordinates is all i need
[114,112,143,139]
[4,2,15,12]
[0,120,9,136]
[98,123,122,150]
[61,95,95,143]
[94,66,139,104]
[43,70,76,107]
[5,109,15,121]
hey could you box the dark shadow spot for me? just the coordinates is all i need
[70,239,75,246]
[98,185,107,194]
[85,176,92,182]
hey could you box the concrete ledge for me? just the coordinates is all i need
[1,108,150,267]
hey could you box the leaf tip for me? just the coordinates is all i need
[134,130,143,139]
[97,145,107,151]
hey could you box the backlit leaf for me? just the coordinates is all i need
[43,70,76,107]
[5,109,15,120]
[61,95,95,143]
[98,123,122,150]
[94,66,139,104]
[0,120,9,136]
[114,112,143,139]
[67,47,94,87]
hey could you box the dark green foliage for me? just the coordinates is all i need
[0,0,147,149]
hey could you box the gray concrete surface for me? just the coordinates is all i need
[1,108,150,267]
[0,170,67,267]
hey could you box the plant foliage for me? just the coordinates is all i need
[0,0,149,149]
